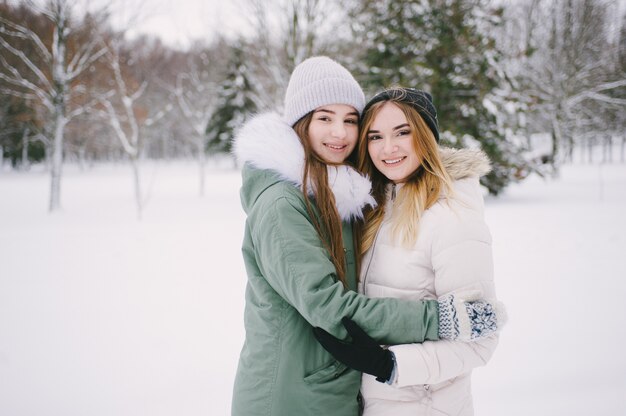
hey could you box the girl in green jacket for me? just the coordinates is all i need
[231,56,501,416]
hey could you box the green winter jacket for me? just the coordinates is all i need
[231,113,440,416]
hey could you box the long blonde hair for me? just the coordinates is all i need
[293,113,348,287]
[357,100,454,251]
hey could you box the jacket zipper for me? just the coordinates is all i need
[361,227,380,295]
[362,184,394,294]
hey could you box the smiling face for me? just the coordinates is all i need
[366,102,422,183]
[307,104,359,164]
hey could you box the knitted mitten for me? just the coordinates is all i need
[438,291,506,341]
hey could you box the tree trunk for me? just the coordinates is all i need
[49,12,68,213]
[565,134,574,163]
[49,112,66,212]
[78,146,87,171]
[550,116,561,175]
[0,145,4,172]
[197,140,206,197]
[21,129,30,171]
[606,135,613,163]
[131,156,143,220]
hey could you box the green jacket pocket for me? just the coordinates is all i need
[303,361,350,384]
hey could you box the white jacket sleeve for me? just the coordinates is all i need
[389,212,500,387]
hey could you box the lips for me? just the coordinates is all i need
[324,143,347,151]
[382,156,406,165]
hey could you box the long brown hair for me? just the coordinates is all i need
[357,100,453,251]
[293,113,348,287]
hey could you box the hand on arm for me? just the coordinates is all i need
[313,317,395,383]
[313,292,506,384]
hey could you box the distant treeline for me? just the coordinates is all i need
[1,0,625,200]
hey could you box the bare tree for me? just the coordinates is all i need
[242,0,345,111]
[96,40,169,218]
[172,48,221,196]
[0,0,106,211]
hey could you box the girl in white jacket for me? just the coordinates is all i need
[315,87,502,416]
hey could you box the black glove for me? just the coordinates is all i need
[313,317,394,383]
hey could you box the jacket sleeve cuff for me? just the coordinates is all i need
[388,344,430,387]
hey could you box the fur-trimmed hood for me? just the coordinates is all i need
[439,147,491,181]
[438,147,491,205]
[232,112,376,221]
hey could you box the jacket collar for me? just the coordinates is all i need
[232,112,375,221]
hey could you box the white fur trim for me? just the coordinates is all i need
[233,113,304,185]
[328,165,376,220]
[233,113,375,220]
[439,147,491,180]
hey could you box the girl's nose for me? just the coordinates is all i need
[382,137,396,154]
[331,122,347,139]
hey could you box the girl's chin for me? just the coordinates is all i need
[378,169,407,182]
[322,157,348,165]
[319,150,352,164]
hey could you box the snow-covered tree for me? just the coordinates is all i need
[206,41,256,156]
[348,0,527,194]
[499,0,626,167]
[242,0,347,112]
[0,0,106,210]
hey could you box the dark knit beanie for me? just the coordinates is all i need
[363,88,439,142]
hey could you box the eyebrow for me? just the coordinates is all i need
[368,123,410,133]
[315,108,359,117]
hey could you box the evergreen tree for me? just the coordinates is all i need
[206,41,257,154]
[0,96,45,167]
[349,0,527,194]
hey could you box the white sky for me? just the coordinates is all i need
[12,0,626,50]
[118,0,626,50]
[10,0,253,49]
[107,0,253,49]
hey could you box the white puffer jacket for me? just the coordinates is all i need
[359,148,499,416]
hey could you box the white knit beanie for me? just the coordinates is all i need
[283,56,365,126]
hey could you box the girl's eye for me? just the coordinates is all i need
[398,130,411,136]
[368,135,381,141]
[317,116,331,122]
[345,118,358,125]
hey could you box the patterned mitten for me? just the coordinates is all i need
[438,291,506,341]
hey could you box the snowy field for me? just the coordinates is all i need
[1,157,625,416]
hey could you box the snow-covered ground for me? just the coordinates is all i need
[1,158,625,415]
